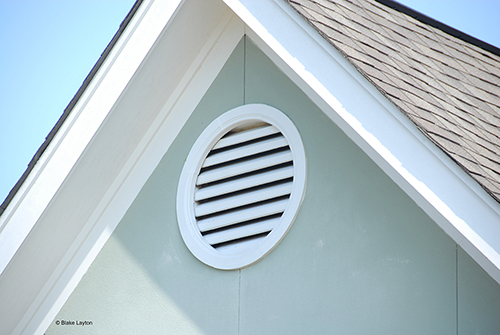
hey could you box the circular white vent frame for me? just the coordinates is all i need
[176,104,306,270]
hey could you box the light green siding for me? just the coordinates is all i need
[458,247,500,334]
[46,37,500,334]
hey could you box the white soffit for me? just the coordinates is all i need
[223,0,500,283]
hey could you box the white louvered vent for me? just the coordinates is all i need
[195,123,293,252]
[177,104,306,270]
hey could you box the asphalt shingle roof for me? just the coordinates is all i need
[287,0,500,202]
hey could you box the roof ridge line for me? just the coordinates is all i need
[375,0,500,57]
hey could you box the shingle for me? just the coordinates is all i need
[465,130,500,157]
[464,42,500,68]
[389,59,439,91]
[430,26,473,54]
[369,76,414,106]
[337,0,368,18]
[463,99,500,128]
[439,43,478,67]
[453,154,490,178]
[336,1,384,32]
[436,35,485,70]
[470,167,500,194]
[317,22,358,48]
[473,149,500,176]
[466,64,500,87]
[412,24,440,42]
[406,106,462,139]
[461,86,500,116]
[435,80,482,111]
[289,2,317,22]
[401,47,440,70]
[455,57,492,82]
[297,3,331,23]
[466,75,500,99]
[422,79,460,107]
[479,61,500,82]
[472,174,500,202]
[348,58,416,103]
[359,0,396,22]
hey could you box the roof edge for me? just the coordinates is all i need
[0,0,144,217]
[376,0,500,57]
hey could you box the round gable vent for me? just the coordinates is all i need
[177,104,306,270]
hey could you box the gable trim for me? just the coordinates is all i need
[0,0,174,277]
[223,0,500,284]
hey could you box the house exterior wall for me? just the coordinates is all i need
[45,37,500,335]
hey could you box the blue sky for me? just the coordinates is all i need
[0,0,499,204]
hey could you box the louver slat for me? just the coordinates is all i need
[197,198,289,232]
[202,136,288,168]
[196,150,293,186]
[203,217,280,246]
[215,235,267,254]
[195,182,293,218]
[213,125,279,150]
[194,165,294,201]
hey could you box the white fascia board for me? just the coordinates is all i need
[14,6,243,335]
[224,0,500,283]
[0,0,182,276]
